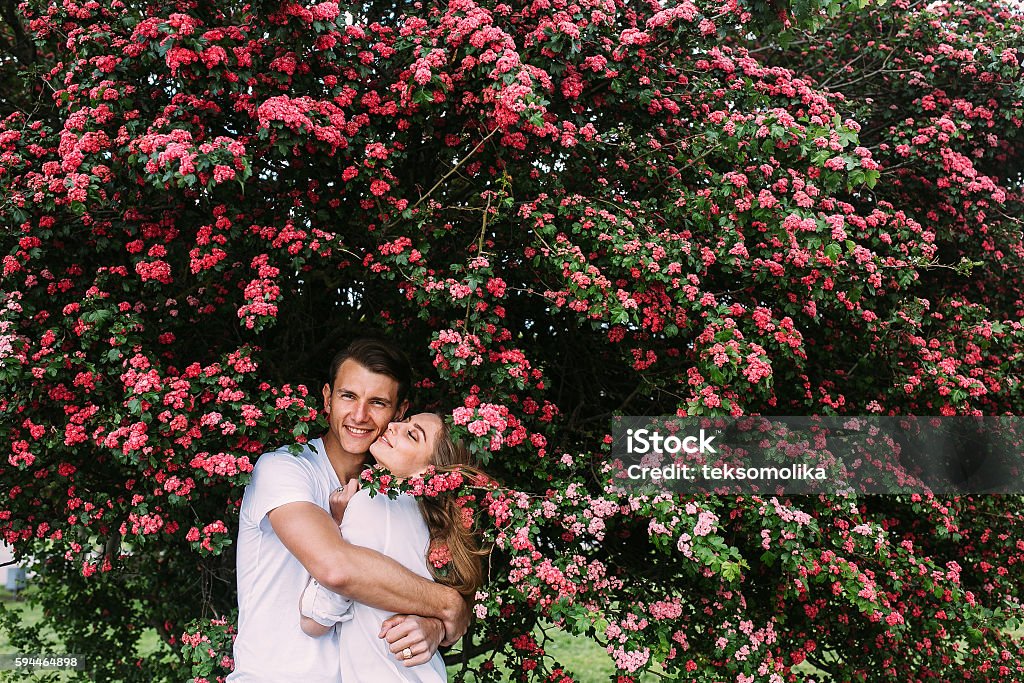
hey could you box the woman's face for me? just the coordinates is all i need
[368,413,442,478]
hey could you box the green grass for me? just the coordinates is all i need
[0,586,166,681]
[543,628,622,680]
[0,586,76,681]
[0,587,40,654]
[0,586,164,654]
[444,626,659,682]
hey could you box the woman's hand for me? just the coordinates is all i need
[329,478,358,525]
[378,614,445,667]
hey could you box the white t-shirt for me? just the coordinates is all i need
[229,438,343,683]
[337,489,446,682]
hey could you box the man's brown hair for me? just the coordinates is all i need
[328,337,413,405]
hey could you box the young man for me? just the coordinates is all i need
[229,338,469,682]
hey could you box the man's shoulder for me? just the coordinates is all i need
[240,439,329,522]
[253,439,326,471]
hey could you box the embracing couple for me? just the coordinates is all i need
[228,338,481,682]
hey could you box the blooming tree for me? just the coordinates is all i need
[1,0,1023,681]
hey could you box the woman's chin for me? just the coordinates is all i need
[384,465,416,479]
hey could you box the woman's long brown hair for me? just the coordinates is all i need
[419,419,490,599]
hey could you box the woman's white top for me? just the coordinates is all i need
[337,488,446,682]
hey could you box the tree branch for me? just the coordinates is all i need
[0,0,36,66]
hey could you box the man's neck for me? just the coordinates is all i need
[322,438,367,484]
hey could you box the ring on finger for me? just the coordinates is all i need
[402,647,413,660]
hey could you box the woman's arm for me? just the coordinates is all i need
[329,478,357,525]
[300,615,332,638]
[298,576,353,637]
[297,481,357,637]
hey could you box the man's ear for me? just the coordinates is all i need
[322,383,331,411]
[395,399,410,421]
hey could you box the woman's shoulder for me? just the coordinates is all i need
[349,488,421,512]
[341,489,428,552]
[345,486,408,515]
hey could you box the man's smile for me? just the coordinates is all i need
[344,425,373,436]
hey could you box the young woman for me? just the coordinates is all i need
[298,413,487,682]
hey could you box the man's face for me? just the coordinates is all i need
[322,359,408,459]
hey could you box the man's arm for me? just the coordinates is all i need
[268,501,470,645]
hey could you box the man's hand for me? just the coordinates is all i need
[379,615,445,667]
[329,478,358,525]
[439,598,470,647]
